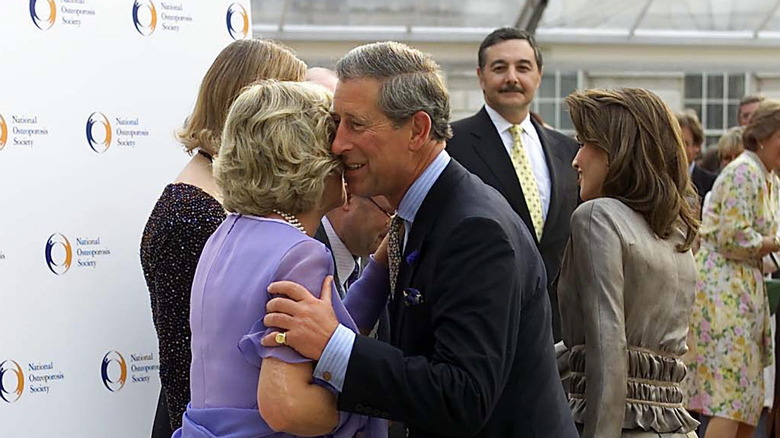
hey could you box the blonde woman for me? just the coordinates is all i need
[558,88,700,437]
[174,81,386,437]
[140,40,306,434]
[686,100,780,438]
[717,127,745,169]
[700,128,744,214]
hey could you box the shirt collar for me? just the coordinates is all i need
[321,216,357,288]
[397,149,451,225]
[484,104,532,135]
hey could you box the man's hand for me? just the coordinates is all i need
[372,232,390,267]
[262,276,339,361]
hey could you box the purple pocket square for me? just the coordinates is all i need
[403,288,424,306]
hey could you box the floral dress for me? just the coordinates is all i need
[685,151,777,425]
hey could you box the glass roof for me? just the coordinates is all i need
[251,0,780,44]
[539,0,780,42]
[252,0,524,41]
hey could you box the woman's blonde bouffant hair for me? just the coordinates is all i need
[566,88,700,252]
[177,39,307,156]
[214,80,340,216]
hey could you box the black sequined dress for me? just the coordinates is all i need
[140,183,225,431]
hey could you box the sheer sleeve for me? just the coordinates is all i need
[343,257,390,330]
[238,240,334,366]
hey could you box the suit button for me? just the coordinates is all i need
[323,371,332,381]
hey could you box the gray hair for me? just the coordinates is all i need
[336,41,452,141]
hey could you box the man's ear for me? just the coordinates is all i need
[535,66,543,89]
[409,111,432,152]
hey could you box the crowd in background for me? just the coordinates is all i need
[139,28,780,438]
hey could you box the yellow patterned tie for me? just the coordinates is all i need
[508,124,544,241]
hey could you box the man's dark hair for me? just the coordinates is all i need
[478,27,543,70]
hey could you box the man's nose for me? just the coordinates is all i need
[332,124,349,155]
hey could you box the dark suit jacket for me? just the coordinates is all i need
[447,107,579,342]
[339,161,577,438]
[691,164,717,212]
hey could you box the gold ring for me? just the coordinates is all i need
[275,332,287,345]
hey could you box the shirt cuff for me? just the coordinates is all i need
[313,324,355,392]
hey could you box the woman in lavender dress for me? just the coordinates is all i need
[173,81,386,437]
[140,39,306,436]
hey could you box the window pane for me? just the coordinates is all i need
[560,74,577,96]
[727,104,739,128]
[706,103,724,130]
[707,74,724,99]
[539,74,555,98]
[706,135,721,148]
[539,102,556,128]
[559,107,574,130]
[685,75,703,99]
[728,74,745,100]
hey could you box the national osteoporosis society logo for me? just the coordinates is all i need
[86,112,112,153]
[101,351,128,392]
[45,233,73,275]
[29,0,57,30]
[0,114,7,150]
[132,0,158,36]
[0,360,25,403]
[226,3,249,40]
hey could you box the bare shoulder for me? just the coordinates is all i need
[174,153,222,202]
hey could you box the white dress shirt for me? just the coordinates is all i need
[485,105,552,220]
[321,216,358,293]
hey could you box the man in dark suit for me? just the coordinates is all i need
[676,110,717,211]
[262,41,576,437]
[447,28,579,342]
[314,194,393,298]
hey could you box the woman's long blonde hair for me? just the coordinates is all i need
[566,88,700,251]
[177,39,307,156]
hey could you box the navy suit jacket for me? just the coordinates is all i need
[339,161,577,438]
[447,107,580,341]
[691,164,717,214]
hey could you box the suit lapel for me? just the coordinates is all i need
[466,107,533,232]
[532,118,568,246]
[394,161,465,297]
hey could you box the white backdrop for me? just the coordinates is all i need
[0,1,251,436]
